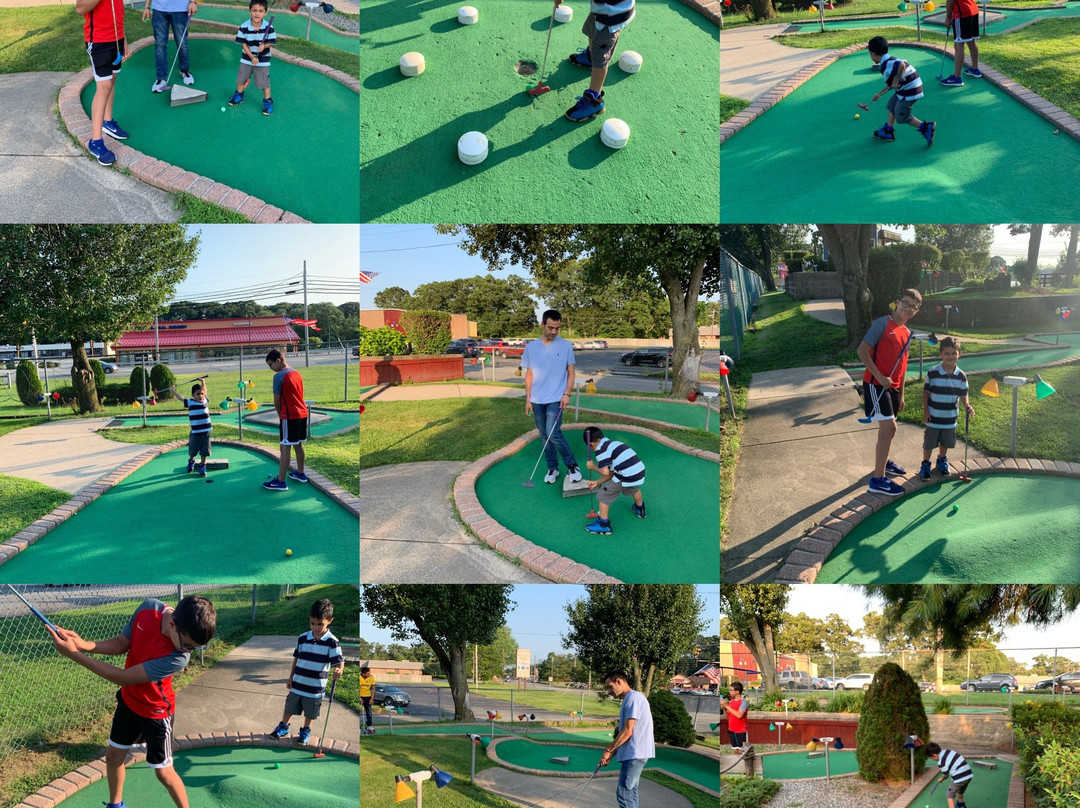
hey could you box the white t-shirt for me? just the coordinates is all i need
[617,690,655,762]
[521,336,575,405]
[153,0,192,14]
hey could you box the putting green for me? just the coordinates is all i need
[194,6,360,52]
[815,474,1080,583]
[909,758,1013,808]
[573,395,720,434]
[760,749,860,779]
[474,429,719,583]
[906,333,1080,377]
[359,0,719,223]
[54,746,358,808]
[720,46,1080,222]
[953,707,1005,713]
[80,40,358,222]
[108,406,359,437]
[494,738,720,791]
[0,445,358,584]
[371,722,521,736]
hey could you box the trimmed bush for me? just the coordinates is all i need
[357,326,408,357]
[720,777,781,808]
[15,360,43,406]
[97,381,140,406]
[128,366,151,398]
[88,359,106,389]
[149,364,175,400]
[823,691,864,714]
[799,696,821,712]
[1012,701,1080,808]
[400,309,452,355]
[855,663,929,782]
[933,698,954,715]
[648,688,696,748]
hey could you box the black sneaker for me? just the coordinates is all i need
[197,464,206,478]
[187,458,195,473]
[632,503,646,519]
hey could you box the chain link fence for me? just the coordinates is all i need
[0,584,292,764]
[720,248,765,361]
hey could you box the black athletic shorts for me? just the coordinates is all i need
[109,690,175,768]
[863,383,901,421]
[952,14,979,43]
[87,40,123,82]
[280,417,308,445]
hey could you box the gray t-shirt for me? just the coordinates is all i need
[617,689,655,762]
[521,336,575,405]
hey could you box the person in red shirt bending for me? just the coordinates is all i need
[48,597,217,808]
[721,681,749,750]
[75,0,130,166]
[264,348,310,491]
[940,0,981,86]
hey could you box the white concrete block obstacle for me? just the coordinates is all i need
[600,118,630,149]
[554,4,573,22]
[458,5,479,24]
[618,50,643,73]
[399,51,425,76]
[457,131,489,165]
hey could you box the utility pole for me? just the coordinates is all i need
[303,260,310,367]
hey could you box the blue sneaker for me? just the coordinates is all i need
[103,802,127,808]
[229,91,245,106]
[297,726,311,745]
[963,67,982,78]
[885,459,906,477]
[262,97,274,116]
[585,518,612,535]
[566,90,605,122]
[632,503,646,519]
[920,460,932,480]
[936,456,950,476]
[197,463,206,478]
[569,48,593,68]
[269,721,289,738]
[262,478,288,491]
[868,476,904,497]
[102,119,128,140]
[87,138,115,166]
[187,458,195,473]
[939,75,963,86]
[287,470,309,483]
[873,124,895,141]
[920,120,936,146]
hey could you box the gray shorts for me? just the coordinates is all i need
[188,431,211,458]
[596,478,640,505]
[923,426,957,451]
[947,781,969,800]
[284,691,322,720]
[237,62,270,90]
[582,13,621,70]
[887,93,917,124]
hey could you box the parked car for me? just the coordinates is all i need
[959,673,1018,693]
[97,360,118,373]
[1029,678,1055,691]
[778,670,812,690]
[581,340,608,350]
[620,347,673,368]
[834,673,875,691]
[446,339,480,358]
[918,682,936,693]
[373,684,411,708]
[479,339,525,358]
[811,677,831,690]
[1053,672,1080,693]
[352,347,360,357]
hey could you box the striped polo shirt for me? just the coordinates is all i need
[182,397,212,434]
[879,54,924,101]
[936,749,973,784]
[235,18,276,65]
[290,630,343,699]
[591,0,635,31]
[595,437,646,486]
[923,363,968,429]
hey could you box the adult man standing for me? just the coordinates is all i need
[600,671,655,808]
[143,0,198,93]
[263,349,309,491]
[521,309,581,484]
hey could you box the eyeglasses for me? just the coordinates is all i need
[898,300,920,311]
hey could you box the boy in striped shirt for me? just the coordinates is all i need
[561,0,635,122]
[171,381,212,477]
[920,336,974,479]
[926,743,973,808]
[583,426,646,535]
[867,36,935,146]
[269,598,344,745]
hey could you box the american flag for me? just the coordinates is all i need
[283,316,322,332]
[359,271,381,284]
[693,664,722,684]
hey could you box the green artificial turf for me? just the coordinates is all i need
[78,40,358,223]
[911,758,1013,808]
[903,332,1080,376]
[473,428,718,583]
[720,46,1080,222]
[815,474,1080,583]
[193,5,359,52]
[55,746,358,808]
[574,394,721,433]
[359,0,719,223]
[0,445,359,583]
[107,406,359,437]
[759,749,860,779]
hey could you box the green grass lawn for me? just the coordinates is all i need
[721,94,751,123]
[433,681,622,719]
[644,770,719,808]
[0,476,70,543]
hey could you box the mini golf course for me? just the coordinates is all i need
[760,749,860,779]
[50,746,358,808]
[194,5,360,52]
[359,0,719,223]
[904,333,1080,377]
[0,445,359,583]
[493,737,720,792]
[571,394,721,433]
[814,473,1080,583]
[909,758,1013,808]
[78,40,358,223]
[473,429,719,583]
[781,2,1080,35]
[720,45,1080,222]
[107,406,360,437]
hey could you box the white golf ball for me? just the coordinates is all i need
[399,52,425,77]
[618,51,643,73]
[457,131,489,165]
[600,118,630,149]
[458,5,478,24]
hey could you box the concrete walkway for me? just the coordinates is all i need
[723,365,990,582]
[175,635,358,742]
[721,23,830,101]
[0,417,150,494]
[474,767,694,808]
[803,298,848,327]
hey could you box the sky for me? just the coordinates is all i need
[890,225,1072,265]
[783,586,1080,666]
[360,585,720,665]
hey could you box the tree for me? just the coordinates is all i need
[563,585,705,695]
[434,225,721,398]
[720,585,789,692]
[374,286,414,310]
[912,225,994,256]
[473,625,519,682]
[816,224,875,349]
[0,225,198,413]
[774,613,826,655]
[856,663,930,782]
[749,0,777,20]
[719,224,791,292]
[1050,224,1080,285]
[362,586,513,721]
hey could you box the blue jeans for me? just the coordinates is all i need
[531,401,577,472]
[152,11,190,80]
[616,758,647,808]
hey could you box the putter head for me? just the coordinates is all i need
[313,750,326,758]
[522,480,535,488]
[958,474,973,483]
[857,103,870,111]
[857,416,873,424]
[527,83,551,96]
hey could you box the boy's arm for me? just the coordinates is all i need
[963,393,974,416]
[923,388,930,421]
[857,341,890,387]
[75,0,103,13]
[49,627,148,686]
[286,658,297,689]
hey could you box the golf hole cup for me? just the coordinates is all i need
[399,52,425,77]
[458,131,489,164]
[618,51,643,73]
[600,118,630,149]
[458,5,478,24]
[554,4,573,22]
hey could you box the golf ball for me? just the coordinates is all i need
[273,763,280,769]
[221,107,226,112]
[951,505,959,512]
[285,548,293,556]
[855,113,860,119]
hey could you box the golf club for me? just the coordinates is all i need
[857,330,915,423]
[313,677,337,758]
[527,1,557,96]
[522,407,564,487]
[937,24,952,80]
[109,0,123,65]
[929,778,942,796]
[154,374,209,396]
[585,438,599,519]
[958,409,972,482]
[163,20,193,88]
[515,765,600,808]
[564,764,601,808]
[4,585,59,631]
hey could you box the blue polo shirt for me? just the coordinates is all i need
[616,689,655,762]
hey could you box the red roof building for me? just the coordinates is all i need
[113,317,301,362]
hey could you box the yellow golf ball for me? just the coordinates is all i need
[285,549,293,557]
[854,113,860,120]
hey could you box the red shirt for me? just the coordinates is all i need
[952,0,978,18]
[84,0,124,44]
[862,318,911,389]
[120,602,184,719]
[275,367,309,419]
[727,697,748,733]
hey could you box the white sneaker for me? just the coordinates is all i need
[544,469,559,484]
[566,464,582,483]
[152,79,168,93]
[180,70,194,85]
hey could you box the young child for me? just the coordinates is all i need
[560,0,635,123]
[866,36,935,146]
[230,0,276,115]
[269,598,344,745]
[48,596,217,808]
[359,665,375,735]
[720,681,749,750]
[857,289,922,497]
[921,336,974,479]
[76,0,129,166]
[263,349,309,491]
[940,0,981,85]
[170,381,211,477]
[583,426,646,535]
[926,742,973,808]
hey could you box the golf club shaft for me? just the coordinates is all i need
[525,406,564,484]
[564,767,600,808]
[164,19,193,86]
[4,585,58,630]
[315,678,337,753]
[537,2,557,87]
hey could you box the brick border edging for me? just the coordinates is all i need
[0,437,359,569]
[720,40,1080,144]
[14,733,359,808]
[57,34,360,223]
[674,0,724,26]
[453,423,719,584]
[573,392,721,435]
[198,3,361,40]
[775,456,1080,583]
